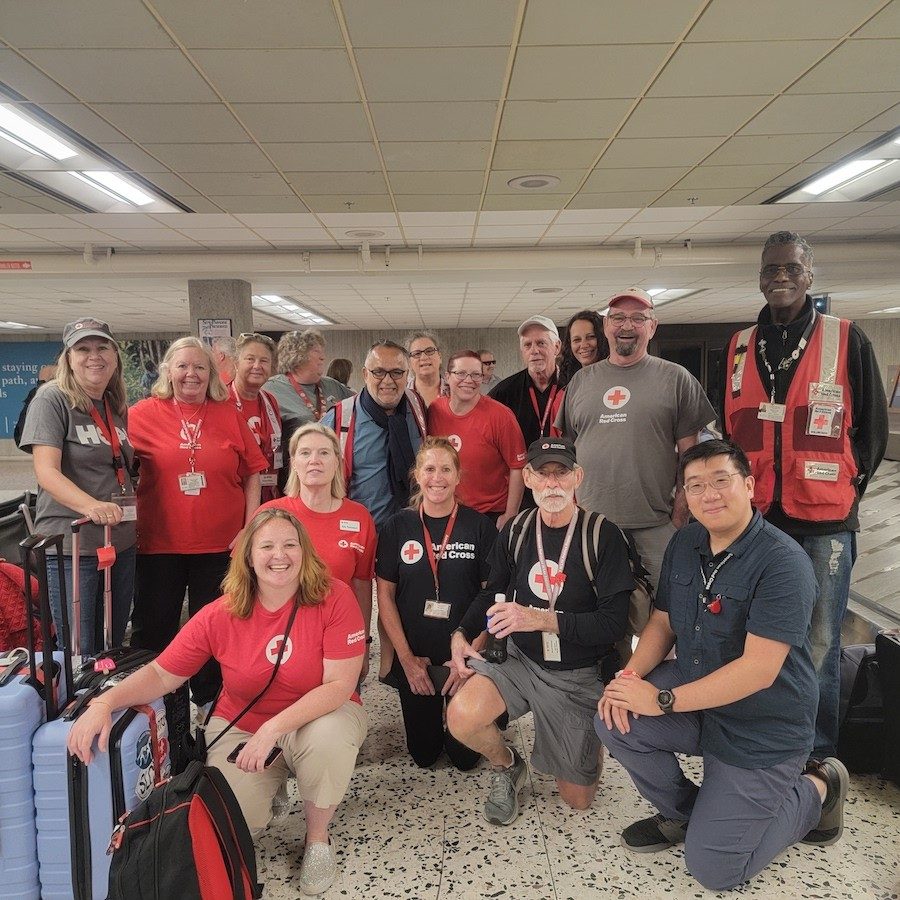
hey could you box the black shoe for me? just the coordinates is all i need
[801,757,849,846]
[621,813,688,852]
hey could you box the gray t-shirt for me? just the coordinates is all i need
[556,356,715,529]
[263,374,353,439]
[19,383,137,554]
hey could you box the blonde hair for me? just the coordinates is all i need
[284,422,346,500]
[408,436,460,509]
[221,508,331,618]
[277,329,325,375]
[152,336,229,402]
[54,336,127,416]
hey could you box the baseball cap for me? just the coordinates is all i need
[63,317,114,348]
[607,287,654,310]
[527,437,577,470]
[517,315,560,341]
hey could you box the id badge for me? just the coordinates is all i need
[758,402,786,423]
[424,599,451,620]
[272,451,283,469]
[178,471,206,495]
[541,631,561,662]
[113,492,137,522]
[260,472,278,486]
[806,402,843,439]
[808,382,844,404]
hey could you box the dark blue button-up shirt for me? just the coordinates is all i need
[655,510,818,768]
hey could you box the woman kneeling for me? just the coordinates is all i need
[67,508,367,896]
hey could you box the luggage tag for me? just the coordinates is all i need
[806,401,843,439]
[758,402,786,423]
[424,599,451,620]
[113,491,137,522]
[260,472,278,486]
[178,471,206,495]
[542,631,561,662]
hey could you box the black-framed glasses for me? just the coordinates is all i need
[684,472,743,496]
[759,263,809,278]
[607,313,653,327]
[410,346,439,359]
[481,359,497,366]
[449,370,483,383]
[367,367,407,382]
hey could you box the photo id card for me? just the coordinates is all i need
[424,599,451,620]
[260,472,278,486]
[541,631,561,662]
[113,492,137,522]
[757,402,786,423]
[178,471,206,495]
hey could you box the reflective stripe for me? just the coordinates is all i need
[819,314,841,385]
[731,326,756,395]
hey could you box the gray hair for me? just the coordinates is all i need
[404,330,441,353]
[365,339,408,368]
[277,328,326,374]
[763,231,814,266]
[210,336,237,359]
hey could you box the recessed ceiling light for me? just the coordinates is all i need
[345,229,385,238]
[532,287,563,294]
[507,175,561,191]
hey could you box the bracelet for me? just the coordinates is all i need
[89,697,113,712]
[616,669,640,679]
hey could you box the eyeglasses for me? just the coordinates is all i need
[759,263,809,278]
[684,472,743,496]
[449,370,483,383]
[607,313,653,327]
[481,359,496,366]
[366,368,407,382]
[409,346,439,359]
[529,466,575,484]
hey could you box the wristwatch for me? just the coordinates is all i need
[656,689,676,714]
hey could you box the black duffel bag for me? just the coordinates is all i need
[836,643,885,773]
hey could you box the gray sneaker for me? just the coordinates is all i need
[483,747,528,825]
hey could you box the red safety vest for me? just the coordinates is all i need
[724,313,857,522]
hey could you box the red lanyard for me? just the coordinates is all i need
[173,399,207,472]
[535,511,578,611]
[288,374,325,421]
[420,504,459,603]
[528,383,558,438]
[88,399,127,491]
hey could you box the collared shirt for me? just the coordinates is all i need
[655,510,818,768]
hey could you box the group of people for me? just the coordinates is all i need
[25,229,888,894]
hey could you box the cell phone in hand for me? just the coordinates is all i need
[226,742,283,768]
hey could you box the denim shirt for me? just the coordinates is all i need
[655,510,818,768]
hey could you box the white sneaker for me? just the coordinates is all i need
[299,839,337,895]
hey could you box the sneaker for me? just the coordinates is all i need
[801,756,850,846]
[299,840,337,895]
[483,747,528,826]
[271,780,290,823]
[621,813,689,852]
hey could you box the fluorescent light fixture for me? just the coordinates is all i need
[647,288,667,297]
[804,159,885,195]
[0,320,43,329]
[0,104,77,160]
[251,294,334,327]
[69,171,153,206]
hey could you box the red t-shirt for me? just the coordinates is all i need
[427,395,527,513]
[157,580,365,733]
[258,496,376,586]
[129,397,268,554]
[227,386,282,502]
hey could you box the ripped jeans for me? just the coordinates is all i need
[794,531,857,759]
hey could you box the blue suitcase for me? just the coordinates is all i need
[0,534,72,900]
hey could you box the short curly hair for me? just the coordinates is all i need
[763,231,814,266]
[277,329,326,375]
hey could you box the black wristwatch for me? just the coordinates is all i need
[657,689,676,714]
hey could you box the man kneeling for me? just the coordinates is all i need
[447,438,633,823]
[596,439,849,891]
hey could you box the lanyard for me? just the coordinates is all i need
[698,552,733,614]
[535,510,578,611]
[420,504,459,603]
[288,374,325,421]
[87,398,127,492]
[757,312,817,402]
[231,384,282,466]
[528,382,558,438]
[174,399,207,473]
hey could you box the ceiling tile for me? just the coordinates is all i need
[598,137,723,168]
[399,213,477,226]
[629,205,720,222]
[789,40,900,94]
[488,169,585,194]
[91,103,248,143]
[394,195,481,212]
[264,143,380,171]
[304,195,394,213]
[702,133,844,166]
[653,189,749,207]
[233,213,319,227]
[389,171,485,194]
[286,171,386,194]
[740,93,899,136]
[317,213,400,226]
[232,103,372,143]
[556,208,638,224]
[621,96,768,138]
[0,214,80,228]
[478,210,557,225]
[508,46,669,100]
[37,103,131,143]
[68,214,166,228]
[142,143,273,173]
[649,41,834,97]
[677,164,792,189]
[370,102,497,142]
[381,142,489,171]
[205,196,310,213]
[569,190,661,208]
[482,194,569,210]
[583,167,689,192]
[192,49,358,102]
[185,173,292,195]
[803,132,886,164]
[854,3,900,38]
[499,99,632,140]
[493,140,602,169]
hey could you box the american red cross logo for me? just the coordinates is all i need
[448,434,462,452]
[528,560,564,601]
[813,413,828,430]
[603,386,631,410]
[401,540,423,564]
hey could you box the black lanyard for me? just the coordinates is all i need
[698,553,733,615]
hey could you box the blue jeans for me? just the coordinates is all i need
[795,532,857,759]
[47,546,136,657]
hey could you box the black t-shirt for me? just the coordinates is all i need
[376,505,497,664]
[459,510,633,670]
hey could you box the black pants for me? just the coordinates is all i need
[392,661,480,771]
[131,552,230,706]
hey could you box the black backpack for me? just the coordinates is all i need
[836,643,884,774]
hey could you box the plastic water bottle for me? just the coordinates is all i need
[482,593,508,664]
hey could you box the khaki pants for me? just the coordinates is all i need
[206,701,368,835]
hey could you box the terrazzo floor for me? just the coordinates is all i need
[256,659,900,900]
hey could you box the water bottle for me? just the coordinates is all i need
[482,593,508,664]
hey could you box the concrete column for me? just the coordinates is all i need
[187,279,253,339]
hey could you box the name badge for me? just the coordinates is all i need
[541,631,561,663]
[114,492,137,522]
[758,402,786,422]
[804,461,839,482]
[807,402,841,438]
[340,519,361,533]
[178,471,206,495]
[272,451,283,469]
[424,600,451,620]
[260,472,278,486]
[809,382,844,404]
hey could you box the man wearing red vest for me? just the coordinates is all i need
[720,231,887,768]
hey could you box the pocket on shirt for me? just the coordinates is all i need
[665,569,695,630]
[704,583,751,659]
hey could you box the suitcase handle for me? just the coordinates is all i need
[71,518,114,655]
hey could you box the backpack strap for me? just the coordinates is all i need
[580,510,604,593]
[333,396,356,486]
[506,508,538,566]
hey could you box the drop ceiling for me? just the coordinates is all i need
[0,0,897,330]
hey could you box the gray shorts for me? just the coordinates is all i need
[468,641,604,786]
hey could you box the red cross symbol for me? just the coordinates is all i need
[813,413,828,430]
[533,570,566,591]
[606,388,627,406]
[401,541,423,564]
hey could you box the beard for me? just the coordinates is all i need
[614,336,637,356]
[533,486,575,513]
